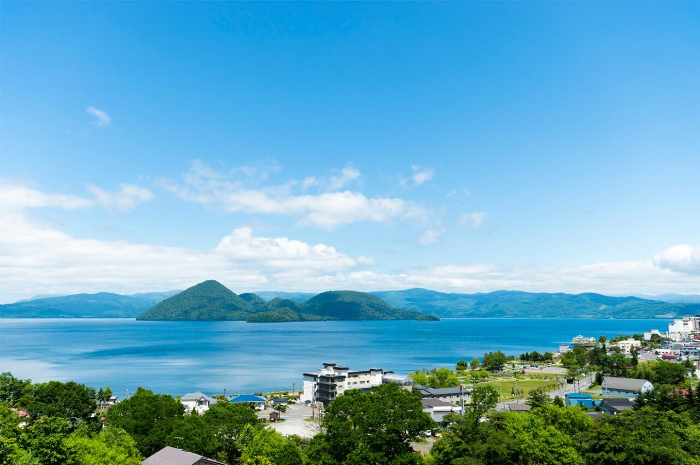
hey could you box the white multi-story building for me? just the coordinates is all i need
[301,362,400,406]
[611,338,642,354]
[668,317,700,342]
[643,329,662,341]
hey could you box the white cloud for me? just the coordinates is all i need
[86,106,112,127]
[87,183,154,212]
[159,160,428,230]
[419,229,445,245]
[327,165,361,191]
[0,183,93,211]
[399,164,435,188]
[459,212,486,229]
[653,245,700,274]
[214,227,358,272]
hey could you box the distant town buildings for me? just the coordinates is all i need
[668,316,700,342]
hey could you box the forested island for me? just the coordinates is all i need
[135,280,439,322]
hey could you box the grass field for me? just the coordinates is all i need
[480,378,564,401]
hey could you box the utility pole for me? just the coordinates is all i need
[292,382,296,397]
[460,385,464,414]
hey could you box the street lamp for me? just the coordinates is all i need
[514,381,519,404]
[292,382,296,397]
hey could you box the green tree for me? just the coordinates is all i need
[104,387,184,456]
[456,360,468,372]
[314,383,433,464]
[0,373,32,407]
[238,425,304,465]
[65,427,142,465]
[466,385,500,423]
[272,402,288,418]
[203,402,259,464]
[20,417,75,465]
[482,351,507,371]
[470,357,480,370]
[25,381,97,424]
[165,414,216,458]
[525,388,551,409]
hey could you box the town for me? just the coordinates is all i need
[3,315,699,464]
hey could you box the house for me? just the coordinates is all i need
[180,392,217,414]
[269,411,281,422]
[559,344,571,354]
[413,385,470,405]
[142,446,224,465]
[98,396,119,412]
[421,398,462,422]
[271,398,288,405]
[230,394,266,409]
[601,377,653,398]
[599,398,634,414]
[638,352,659,362]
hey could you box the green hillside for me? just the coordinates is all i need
[301,290,439,321]
[265,297,302,312]
[136,280,252,321]
[372,288,700,319]
[135,282,437,322]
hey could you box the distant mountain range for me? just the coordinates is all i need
[136,280,437,322]
[2,286,699,319]
[0,291,180,318]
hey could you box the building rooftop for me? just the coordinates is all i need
[230,394,266,403]
[602,377,650,391]
[421,398,457,408]
[142,446,224,465]
[180,392,216,403]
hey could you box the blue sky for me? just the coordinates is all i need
[1,2,699,302]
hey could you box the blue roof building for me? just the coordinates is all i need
[230,394,266,404]
[565,393,593,407]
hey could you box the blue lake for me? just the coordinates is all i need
[0,318,668,397]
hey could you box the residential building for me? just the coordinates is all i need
[413,385,470,405]
[599,398,634,414]
[142,446,224,465]
[643,329,662,341]
[601,377,653,398]
[180,392,216,414]
[300,363,387,406]
[421,398,462,422]
[558,344,571,354]
[611,338,642,354]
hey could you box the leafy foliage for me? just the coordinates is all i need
[409,368,460,388]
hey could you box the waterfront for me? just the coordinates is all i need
[1,318,669,396]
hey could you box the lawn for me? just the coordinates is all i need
[480,378,564,401]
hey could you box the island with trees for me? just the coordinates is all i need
[135,280,439,322]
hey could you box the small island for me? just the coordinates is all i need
[135,280,440,322]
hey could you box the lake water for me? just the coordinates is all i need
[0,318,668,397]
